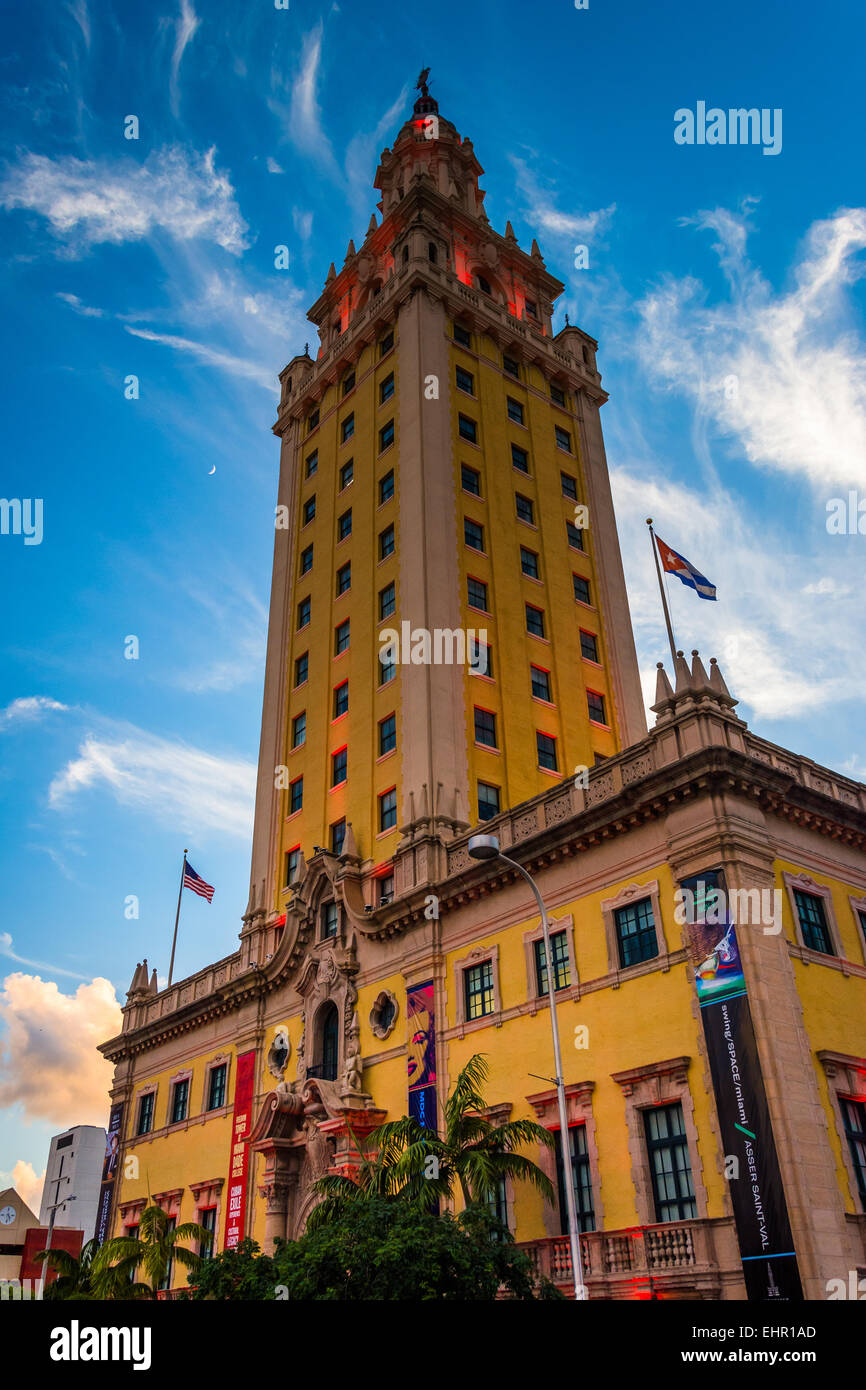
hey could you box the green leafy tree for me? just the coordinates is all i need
[99,1203,212,1298]
[189,1239,280,1301]
[273,1197,560,1300]
[34,1238,150,1301]
[311,1053,554,1225]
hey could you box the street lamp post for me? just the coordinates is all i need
[468,832,586,1301]
[38,1189,75,1301]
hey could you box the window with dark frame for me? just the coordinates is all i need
[580,630,599,663]
[338,508,352,541]
[336,561,351,595]
[536,731,558,771]
[136,1091,154,1136]
[553,1126,595,1234]
[614,897,658,967]
[587,690,606,724]
[520,547,539,578]
[573,574,591,605]
[459,414,478,443]
[380,372,395,403]
[793,890,833,954]
[525,604,545,638]
[333,680,349,718]
[567,520,585,551]
[643,1103,697,1223]
[379,419,395,451]
[291,712,306,748]
[321,900,339,940]
[332,747,347,787]
[294,652,308,686]
[379,523,395,559]
[841,1098,866,1209]
[342,371,355,397]
[561,471,577,499]
[503,355,520,379]
[531,665,551,701]
[379,582,396,620]
[379,648,396,685]
[511,443,529,473]
[302,495,316,525]
[474,707,497,748]
[555,425,572,452]
[515,493,534,525]
[300,544,313,575]
[170,1078,189,1125]
[507,397,525,425]
[477,781,500,822]
[305,450,318,477]
[470,640,492,678]
[330,819,346,855]
[297,596,311,629]
[379,469,395,505]
[308,408,319,432]
[289,776,303,814]
[379,713,396,756]
[339,459,354,489]
[341,413,355,443]
[285,847,300,886]
[465,960,495,1019]
[198,1206,217,1259]
[468,576,489,611]
[380,330,394,356]
[379,787,397,832]
[207,1064,227,1112]
[534,930,570,995]
[456,366,474,395]
[551,383,567,406]
[465,518,484,551]
[335,618,350,655]
[454,323,472,347]
[461,463,481,495]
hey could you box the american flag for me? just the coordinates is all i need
[183,860,215,903]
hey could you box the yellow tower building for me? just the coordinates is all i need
[100,82,866,1301]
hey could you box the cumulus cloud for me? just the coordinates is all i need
[636,205,866,491]
[48,725,256,839]
[1,1159,46,1213]
[0,973,121,1129]
[0,145,249,255]
[0,696,68,728]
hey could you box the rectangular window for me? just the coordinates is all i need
[458,414,478,444]
[379,582,396,620]
[561,471,577,500]
[136,1092,155,1136]
[335,619,350,655]
[535,931,570,995]
[858,909,866,946]
[333,680,349,718]
[170,1079,189,1125]
[487,1176,509,1236]
[341,413,355,443]
[454,323,472,347]
[379,469,395,505]
[465,518,484,551]
[332,747,347,787]
[615,897,658,968]
[587,690,607,724]
[379,649,395,685]
[380,330,394,356]
[299,544,313,576]
[474,707,497,748]
[339,459,354,490]
[555,426,573,452]
[536,731,558,772]
[507,396,525,425]
[302,495,316,525]
[477,782,500,822]
[515,493,534,524]
[379,872,394,904]
[379,523,395,559]
[305,450,318,478]
[467,576,489,611]
[330,819,346,856]
[553,1126,595,1234]
[207,1064,227,1112]
[380,372,395,403]
[461,463,481,495]
[379,419,395,451]
[338,508,352,541]
[841,1098,866,1209]
[198,1206,217,1259]
[793,890,833,954]
[511,443,529,473]
[525,603,545,638]
[336,561,351,596]
[285,847,300,886]
[379,787,397,832]
[644,1103,697,1223]
[520,547,539,579]
[321,900,339,940]
[503,355,520,379]
[379,713,397,755]
[567,520,585,551]
[525,299,538,319]
[456,366,474,395]
[289,776,303,814]
[531,665,551,701]
[465,960,495,1020]
[573,574,591,605]
[551,383,567,407]
[470,640,492,678]
[580,630,599,663]
[291,711,306,748]
[297,596,311,629]
[342,370,355,397]
[307,408,319,432]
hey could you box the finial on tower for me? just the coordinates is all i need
[416,67,431,97]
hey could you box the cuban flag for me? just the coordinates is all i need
[655,535,717,601]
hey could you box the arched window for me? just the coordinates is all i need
[476,274,492,296]
[315,1002,339,1081]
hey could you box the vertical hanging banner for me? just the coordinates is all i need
[407,980,437,1129]
[680,870,803,1301]
[224,1051,255,1250]
[94,1101,125,1245]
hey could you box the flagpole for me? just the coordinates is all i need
[167,850,187,988]
[646,518,679,670]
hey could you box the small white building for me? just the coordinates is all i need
[39,1126,106,1241]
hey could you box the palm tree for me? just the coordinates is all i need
[34,1237,150,1301]
[99,1204,212,1298]
[311,1054,555,1224]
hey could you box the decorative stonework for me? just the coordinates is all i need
[600,879,669,983]
[611,1057,707,1227]
[817,1051,866,1215]
[545,793,572,826]
[453,943,501,1027]
[369,989,400,1041]
[782,870,842,958]
[266,1028,291,1079]
[527,1082,602,1235]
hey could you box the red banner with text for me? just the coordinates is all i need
[223,1050,255,1250]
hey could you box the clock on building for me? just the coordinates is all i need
[0,1204,16,1226]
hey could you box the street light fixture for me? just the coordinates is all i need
[468,832,586,1301]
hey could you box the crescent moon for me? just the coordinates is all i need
[208,465,216,475]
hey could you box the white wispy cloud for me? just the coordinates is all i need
[0,145,248,255]
[56,291,104,317]
[0,696,68,728]
[170,0,201,117]
[66,0,90,49]
[48,724,256,839]
[636,205,866,491]
[509,155,616,242]
[0,933,90,982]
[124,326,275,391]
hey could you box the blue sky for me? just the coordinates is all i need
[1,0,864,1202]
